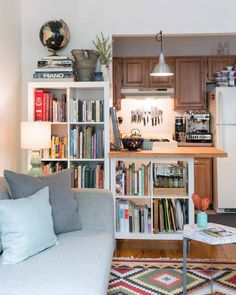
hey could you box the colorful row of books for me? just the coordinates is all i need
[70,126,104,159]
[42,161,67,175]
[34,89,67,122]
[70,99,104,122]
[116,199,152,233]
[71,163,104,189]
[153,199,188,233]
[115,161,151,196]
[33,56,74,80]
[41,135,68,159]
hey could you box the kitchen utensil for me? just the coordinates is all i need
[154,107,158,125]
[159,110,163,123]
[151,107,155,126]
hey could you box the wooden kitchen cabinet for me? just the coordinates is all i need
[112,58,122,111]
[149,57,174,88]
[194,158,212,202]
[122,58,148,87]
[174,57,206,110]
[207,56,236,81]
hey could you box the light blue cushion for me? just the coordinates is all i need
[0,186,58,265]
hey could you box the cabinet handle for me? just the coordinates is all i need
[194,160,199,163]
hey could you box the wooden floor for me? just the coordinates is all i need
[115,240,236,260]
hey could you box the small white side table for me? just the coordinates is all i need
[182,223,236,295]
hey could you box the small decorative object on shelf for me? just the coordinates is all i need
[192,193,210,228]
[122,129,144,151]
[39,19,70,56]
[71,49,99,81]
[93,72,104,81]
[92,32,112,80]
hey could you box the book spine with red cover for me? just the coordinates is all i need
[34,89,43,121]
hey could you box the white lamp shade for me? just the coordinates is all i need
[21,121,51,150]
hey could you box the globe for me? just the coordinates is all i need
[39,19,70,55]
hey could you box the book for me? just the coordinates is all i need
[41,55,69,60]
[35,67,73,72]
[153,199,159,234]
[33,77,75,82]
[33,72,74,79]
[37,59,73,68]
[158,201,164,232]
[34,89,43,121]
[202,227,234,238]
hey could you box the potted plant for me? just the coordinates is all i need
[192,194,211,228]
[92,32,112,80]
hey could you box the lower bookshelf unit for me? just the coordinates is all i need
[110,156,195,240]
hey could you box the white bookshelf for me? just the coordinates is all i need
[27,81,110,189]
[109,155,195,240]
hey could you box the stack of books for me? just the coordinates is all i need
[116,199,152,233]
[71,163,104,189]
[33,56,75,80]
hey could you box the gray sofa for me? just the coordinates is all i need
[0,178,115,295]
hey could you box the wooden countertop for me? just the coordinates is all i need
[109,147,227,158]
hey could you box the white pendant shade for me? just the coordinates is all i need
[150,52,173,77]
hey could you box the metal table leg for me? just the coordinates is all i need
[183,237,188,295]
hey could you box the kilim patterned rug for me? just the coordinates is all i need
[108,257,236,295]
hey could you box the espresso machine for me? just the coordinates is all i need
[184,110,212,142]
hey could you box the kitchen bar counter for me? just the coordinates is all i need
[109,147,227,158]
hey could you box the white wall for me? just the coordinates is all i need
[18,0,236,169]
[0,0,21,175]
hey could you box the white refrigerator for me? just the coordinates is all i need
[209,87,236,212]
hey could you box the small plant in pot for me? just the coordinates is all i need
[92,32,112,80]
[192,193,211,228]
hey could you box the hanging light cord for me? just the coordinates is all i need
[155,30,163,52]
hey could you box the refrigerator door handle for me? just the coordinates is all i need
[218,91,224,150]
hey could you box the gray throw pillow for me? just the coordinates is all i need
[4,169,81,234]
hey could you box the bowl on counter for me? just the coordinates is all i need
[122,128,144,151]
[122,137,144,151]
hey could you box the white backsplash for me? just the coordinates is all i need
[117,97,184,138]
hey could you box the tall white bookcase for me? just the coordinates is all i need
[27,81,110,189]
[109,153,195,240]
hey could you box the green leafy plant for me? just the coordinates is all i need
[92,32,112,65]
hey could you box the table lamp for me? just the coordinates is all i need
[21,121,51,176]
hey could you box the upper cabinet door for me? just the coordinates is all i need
[149,57,174,88]
[174,57,206,110]
[207,56,236,81]
[122,58,148,87]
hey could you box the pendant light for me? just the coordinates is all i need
[150,30,173,77]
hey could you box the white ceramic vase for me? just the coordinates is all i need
[101,64,109,81]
